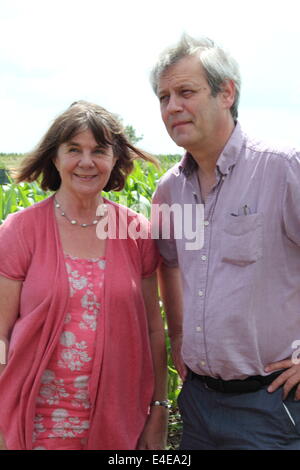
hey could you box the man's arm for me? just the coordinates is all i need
[158,262,187,381]
[265,153,300,399]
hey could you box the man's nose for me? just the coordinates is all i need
[166,94,183,113]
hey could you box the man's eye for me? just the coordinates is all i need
[159,95,169,104]
[182,90,193,96]
[69,148,79,153]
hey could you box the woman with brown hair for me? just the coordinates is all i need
[0,101,168,450]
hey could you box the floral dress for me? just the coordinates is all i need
[33,253,106,450]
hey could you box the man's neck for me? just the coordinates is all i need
[189,119,235,176]
[190,119,235,202]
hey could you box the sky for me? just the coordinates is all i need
[0,0,299,155]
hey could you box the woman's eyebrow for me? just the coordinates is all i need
[65,141,108,150]
[65,141,80,147]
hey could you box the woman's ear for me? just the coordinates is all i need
[52,154,60,173]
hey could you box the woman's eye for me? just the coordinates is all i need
[93,148,107,156]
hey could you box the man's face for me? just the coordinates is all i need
[157,55,231,155]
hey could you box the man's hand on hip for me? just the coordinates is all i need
[265,358,300,400]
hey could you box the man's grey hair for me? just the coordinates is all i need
[150,34,241,120]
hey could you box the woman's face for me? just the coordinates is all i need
[53,128,117,197]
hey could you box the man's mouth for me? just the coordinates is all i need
[172,121,190,129]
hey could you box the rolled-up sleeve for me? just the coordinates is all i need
[0,212,31,281]
[152,182,179,268]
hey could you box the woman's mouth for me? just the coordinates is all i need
[74,174,97,181]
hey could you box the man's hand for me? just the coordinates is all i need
[265,358,300,400]
[170,334,187,382]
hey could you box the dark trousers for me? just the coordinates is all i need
[178,371,300,450]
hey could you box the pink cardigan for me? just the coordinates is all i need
[0,196,158,450]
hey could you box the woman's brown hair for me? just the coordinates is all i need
[15,101,158,192]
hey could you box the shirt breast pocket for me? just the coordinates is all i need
[220,213,263,266]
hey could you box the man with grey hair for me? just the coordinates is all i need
[151,34,300,449]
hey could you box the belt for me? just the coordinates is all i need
[189,370,283,394]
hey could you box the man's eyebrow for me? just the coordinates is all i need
[157,87,166,95]
[158,81,197,94]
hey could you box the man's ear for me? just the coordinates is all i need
[220,79,235,109]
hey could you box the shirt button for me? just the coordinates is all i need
[196,326,202,332]
[200,361,206,367]
[198,290,204,296]
[204,221,209,226]
[201,255,207,261]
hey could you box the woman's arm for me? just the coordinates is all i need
[137,273,168,450]
[0,275,22,450]
[0,275,22,374]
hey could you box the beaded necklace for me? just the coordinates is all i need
[54,197,108,228]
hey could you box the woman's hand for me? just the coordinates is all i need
[0,431,7,450]
[136,406,168,450]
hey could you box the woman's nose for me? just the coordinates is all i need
[78,152,95,166]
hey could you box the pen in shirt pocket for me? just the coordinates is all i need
[231,205,251,216]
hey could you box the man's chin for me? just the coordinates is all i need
[170,136,193,150]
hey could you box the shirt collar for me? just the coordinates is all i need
[178,122,244,177]
[178,152,197,176]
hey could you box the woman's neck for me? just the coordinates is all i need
[55,189,103,218]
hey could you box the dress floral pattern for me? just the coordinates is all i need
[33,253,105,450]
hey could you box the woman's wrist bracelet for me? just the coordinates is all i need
[150,400,171,409]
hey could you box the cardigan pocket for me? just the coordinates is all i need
[220,213,263,266]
